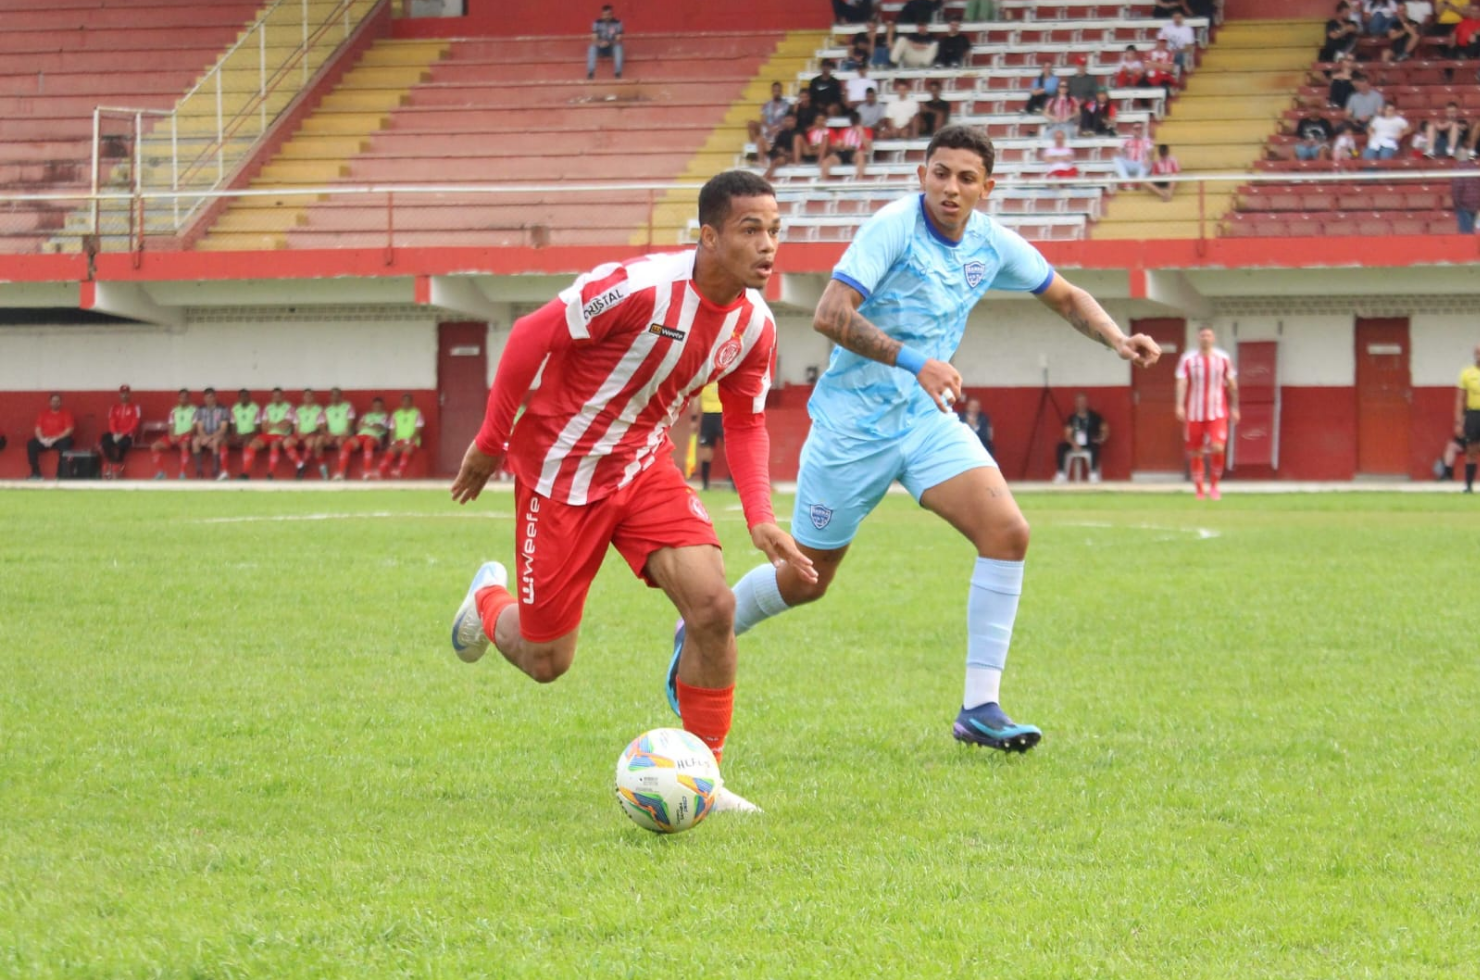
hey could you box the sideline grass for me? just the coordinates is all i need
[1,488,1477,978]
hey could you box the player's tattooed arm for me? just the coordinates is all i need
[812,279,902,365]
[1038,273,1161,368]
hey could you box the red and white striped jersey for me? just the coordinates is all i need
[507,251,776,506]
[1176,347,1237,422]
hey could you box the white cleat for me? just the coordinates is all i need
[450,561,507,663]
[711,785,763,815]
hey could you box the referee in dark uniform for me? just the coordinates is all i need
[1456,342,1480,493]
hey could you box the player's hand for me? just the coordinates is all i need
[749,522,819,585]
[1116,333,1162,368]
[916,359,962,413]
[1231,408,1242,424]
[1175,405,1186,422]
[450,442,503,505]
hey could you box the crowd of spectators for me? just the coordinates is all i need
[24,388,427,481]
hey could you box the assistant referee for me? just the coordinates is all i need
[1457,343,1480,494]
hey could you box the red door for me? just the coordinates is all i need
[1354,318,1411,476]
[1235,341,1279,469]
[1130,318,1186,474]
[437,322,488,477]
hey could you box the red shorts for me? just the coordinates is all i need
[1185,418,1229,450]
[260,432,286,446]
[352,434,380,450]
[162,433,192,448]
[512,460,721,644]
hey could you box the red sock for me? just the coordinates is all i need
[180,445,192,470]
[363,446,376,469]
[1190,455,1205,491]
[337,444,352,477]
[151,448,162,468]
[286,445,302,466]
[674,679,734,764]
[1210,451,1225,486]
[378,454,392,476]
[243,446,257,472]
[268,445,280,472]
[219,447,229,473]
[474,584,517,644]
[395,448,413,476]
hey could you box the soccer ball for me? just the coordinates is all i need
[614,728,723,834]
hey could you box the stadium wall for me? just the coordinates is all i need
[392,0,827,39]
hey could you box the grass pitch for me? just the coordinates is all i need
[1,487,1477,979]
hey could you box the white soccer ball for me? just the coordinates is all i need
[614,728,723,834]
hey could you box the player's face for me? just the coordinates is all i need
[177,390,189,405]
[204,392,217,406]
[711,195,781,291]
[918,147,994,240]
[1199,328,1216,352]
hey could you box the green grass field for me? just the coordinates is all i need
[2,487,1477,979]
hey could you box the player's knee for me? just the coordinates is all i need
[788,573,831,605]
[991,514,1030,560]
[524,650,570,684]
[684,585,736,638]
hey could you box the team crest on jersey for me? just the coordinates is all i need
[648,322,687,341]
[713,338,744,371]
[963,260,987,288]
[689,494,711,524]
[808,504,833,529]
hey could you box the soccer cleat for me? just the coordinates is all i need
[177,472,187,481]
[215,471,229,482]
[952,702,1041,753]
[318,463,330,480]
[451,561,507,663]
[711,785,763,814]
[332,473,345,482]
[1089,471,1101,484]
[1194,486,1205,500]
[295,463,307,480]
[1052,471,1067,484]
[665,619,685,717]
[1210,486,1222,501]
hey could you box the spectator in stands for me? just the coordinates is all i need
[26,393,75,481]
[1294,111,1335,159]
[845,64,877,107]
[1043,85,1079,140]
[1148,143,1181,201]
[935,17,971,67]
[748,82,793,160]
[1080,90,1118,136]
[1382,12,1423,59]
[1114,46,1147,88]
[1445,3,1480,56]
[193,387,231,480]
[797,115,832,167]
[959,397,994,456]
[868,18,894,67]
[1113,122,1155,188]
[1433,0,1466,34]
[586,5,623,80]
[920,79,951,136]
[230,387,261,480]
[1144,37,1179,99]
[896,0,944,23]
[1361,102,1410,158]
[1332,121,1361,160]
[963,0,998,20]
[821,110,871,180]
[1066,59,1100,103]
[152,388,196,480]
[1451,156,1480,232]
[100,384,140,480]
[890,20,939,68]
[1153,0,1193,16]
[1420,101,1470,158]
[1364,0,1402,34]
[380,393,424,479]
[1343,73,1384,133]
[1022,62,1059,115]
[1054,393,1107,483]
[1321,2,1363,61]
[1042,131,1081,178]
[1404,1,1434,29]
[1326,52,1356,108]
[762,110,800,180]
[1158,12,1198,74]
[857,86,888,132]
[808,60,845,117]
[879,78,922,138]
[832,0,873,24]
[842,26,875,69]
[793,89,821,132]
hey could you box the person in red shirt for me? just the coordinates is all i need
[27,393,76,480]
[446,170,816,813]
[101,384,142,480]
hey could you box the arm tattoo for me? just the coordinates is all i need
[1065,289,1115,349]
[815,289,902,365]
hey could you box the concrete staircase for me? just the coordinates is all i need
[1090,19,1324,241]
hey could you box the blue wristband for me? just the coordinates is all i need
[896,345,928,376]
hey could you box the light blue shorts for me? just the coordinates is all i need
[791,409,996,550]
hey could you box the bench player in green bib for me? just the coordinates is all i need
[151,388,196,480]
[259,387,300,479]
[340,396,389,480]
[229,388,261,479]
[322,387,357,480]
[284,388,324,480]
[379,393,424,479]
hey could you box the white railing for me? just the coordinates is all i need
[88,0,381,237]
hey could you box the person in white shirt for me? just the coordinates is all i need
[1404,0,1434,25]
[845,64,877,107]
[1365,0,1401,33]
[1158,12,1197,72]
[878,79,921,139]
[1361,102,1411,158]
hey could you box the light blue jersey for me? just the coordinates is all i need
[812,193,1054,440]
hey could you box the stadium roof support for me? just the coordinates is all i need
[1135,269,1212,319]
[416,275,503,322]
[81,281,184,328]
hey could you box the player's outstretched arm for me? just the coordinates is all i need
[812,279,961,411]
[1036,273,1161,368]
[749,523,819,584]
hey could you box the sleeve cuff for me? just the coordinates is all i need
[832,271,872,302]
[1031,267,1056,295]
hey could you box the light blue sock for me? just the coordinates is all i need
[964,557,1024,709]
[733,563,789,636]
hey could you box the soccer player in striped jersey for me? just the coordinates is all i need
[448,170,815,812]
[668,127,1161,754]
[340,396,389,480]
[321,387,357,480]
[151,388,196,480]
[1175,326,1239,500]
[192,387,232,480]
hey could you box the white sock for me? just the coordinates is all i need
[732,563,789,636]
[964,557,1024,709]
